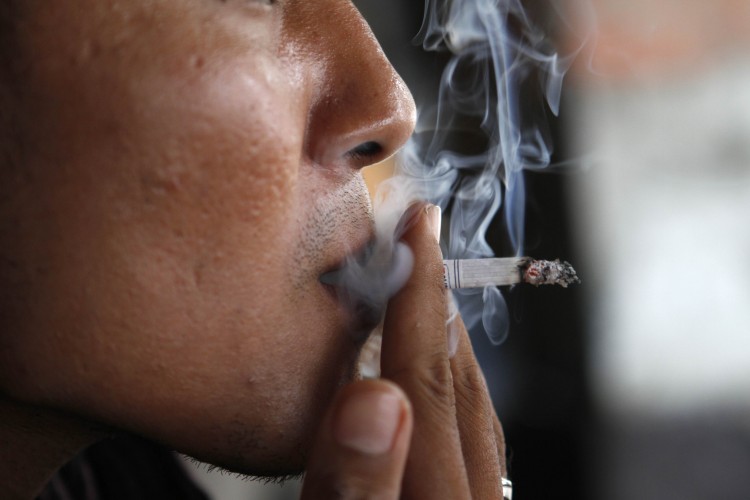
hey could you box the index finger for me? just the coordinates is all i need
[381,204,449,373]
[380,204,470,499]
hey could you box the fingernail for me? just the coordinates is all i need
[427,205,442,244]
[333,390,402,455]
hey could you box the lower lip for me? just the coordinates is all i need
[318,279,381,345]
[320,280,339,302]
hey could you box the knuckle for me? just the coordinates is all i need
[391,354,455,410]
[453,365,494,431]
[455,364,489,404]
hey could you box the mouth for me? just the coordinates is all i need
[318,235,415,345]
[319,234,374,286]
[318,237,383,343]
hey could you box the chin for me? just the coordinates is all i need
[181,353,362,481]
[197,448,308,482]
[174,415,311,481]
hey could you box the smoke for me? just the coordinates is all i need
[327,0,592,345]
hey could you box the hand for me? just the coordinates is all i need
[302,205,508,499]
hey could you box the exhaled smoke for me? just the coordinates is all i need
[328,0,592,345]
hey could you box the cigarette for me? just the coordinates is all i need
[443,257,580,289]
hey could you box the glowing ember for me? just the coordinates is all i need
[522,259,580,288]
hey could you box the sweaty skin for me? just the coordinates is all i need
[0,1,507,498]
[0,0,414,479]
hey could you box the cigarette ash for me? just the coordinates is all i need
[522,259,580,288]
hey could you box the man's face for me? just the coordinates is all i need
[0,0,415,476]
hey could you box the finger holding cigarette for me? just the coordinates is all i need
[380,204,487,498]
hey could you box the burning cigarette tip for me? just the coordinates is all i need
[521,258,581,288]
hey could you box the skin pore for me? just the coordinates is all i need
[0,0,415,495]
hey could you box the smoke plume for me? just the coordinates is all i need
[329,0,592,345]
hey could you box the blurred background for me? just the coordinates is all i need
[183,1,750,498]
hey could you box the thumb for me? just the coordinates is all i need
[301,379,412,500]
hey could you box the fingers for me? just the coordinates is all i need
[381,204,449,371]
[380,205,471,498]
[301,379,412,500]
[380,203,508,499]
[449,310,506,499]
[493,411,508,478]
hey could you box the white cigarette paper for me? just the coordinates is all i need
[443,258,580,289]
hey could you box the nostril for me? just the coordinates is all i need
[347,141,383,160]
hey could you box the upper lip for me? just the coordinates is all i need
[319,234,375,287]
[320,231,377,282]
[319,233,384,342]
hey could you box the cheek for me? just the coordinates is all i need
[1,99,355,467]
[3,5,366,466]
[8,60,364,462]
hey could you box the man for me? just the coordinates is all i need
[0,0,508,498]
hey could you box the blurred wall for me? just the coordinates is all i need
[569,1,750,499]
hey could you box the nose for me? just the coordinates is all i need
[288,1,417,170]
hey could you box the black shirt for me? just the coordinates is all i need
[38,435,209,500]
